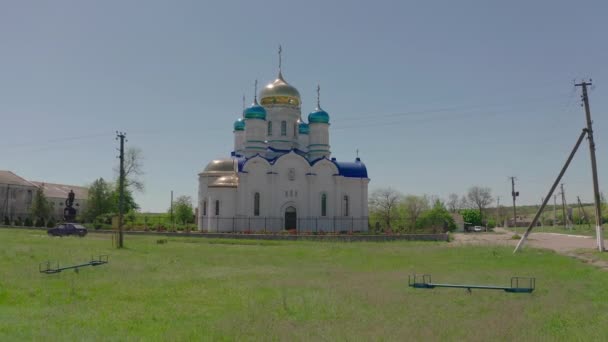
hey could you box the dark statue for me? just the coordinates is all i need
[63,190,77,222]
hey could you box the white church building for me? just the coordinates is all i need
[198,56,370,233]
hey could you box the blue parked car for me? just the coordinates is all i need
[47,223,88,237]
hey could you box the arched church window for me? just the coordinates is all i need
[344,195,349,217]
[215,200,220,216]
[268,121,272,136]
[281,121,287,136]
[321,193,327,217]
[254,192,260,216]
[203,201,207,216]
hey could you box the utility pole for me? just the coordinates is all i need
[540,197,544,228]
[553,195,557,227]
[514,129,589,252]
[560,184,568,229]
[496,196,500,227]
[116,131,126,248]
[510,177,518,230]
[170,190,175,231]
[577,196,591,228]
[575,80,605,251]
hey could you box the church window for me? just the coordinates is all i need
[215,200,220,216]
[321,193,327,216]
[344,195,349,217]
[281,121,287,136]
[254,192,260,216]
[268,121,272,136]
[203,201,207,216]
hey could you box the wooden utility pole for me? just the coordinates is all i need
[510,177,518,229]
[116,131,126,248]
[575,80,605,251]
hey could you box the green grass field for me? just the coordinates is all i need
[1,229,608,340]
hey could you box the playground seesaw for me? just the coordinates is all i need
[409,274,535,293]
[39,255,109,274]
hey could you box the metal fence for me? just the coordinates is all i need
[200,216,369,234]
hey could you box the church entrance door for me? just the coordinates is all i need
[284,206,297,230]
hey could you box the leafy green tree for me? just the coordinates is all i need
[402,195,429,231]
[170,196,194,225]
[460,209,482,227]
[110,186,139,214]
[84,178,114,222]
[417,200,457,233]
[30,186,53,222]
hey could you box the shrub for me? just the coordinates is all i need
[34,218,45,227]
[47,217,56,228]
[3,216,10,225]
[24,217,34,227]
[14,217,23,226]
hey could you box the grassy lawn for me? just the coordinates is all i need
[1,229,608,340]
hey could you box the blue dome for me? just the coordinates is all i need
[298,121,309,134]
[243,102,267,120]
[233,118,245,131]
[308,109,330,124]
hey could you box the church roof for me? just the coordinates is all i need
[332,158,368,178]
[236,152,368,179]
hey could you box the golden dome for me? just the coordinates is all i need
[201,159,236,174]
[209,175,238,188]
[259,72,301,107]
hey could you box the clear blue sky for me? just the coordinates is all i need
[2,0,608,212]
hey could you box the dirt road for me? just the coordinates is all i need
[452,228,608,270]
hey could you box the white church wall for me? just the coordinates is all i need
[270,152,311,219]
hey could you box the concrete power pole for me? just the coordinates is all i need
[577,196,591,228]
[510,177,518,229]
[116,131,126,249]
[575,80,605,251]
[553,195,557,227]
[560,184,569,229]
[170,190,175,230]
[496,196,500,227]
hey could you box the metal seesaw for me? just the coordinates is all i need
[39,255,109,274]
[408,274,535,293]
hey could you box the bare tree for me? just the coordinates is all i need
[459,195,469,209]
[466,186,493,222]
[403,195,430,230]
[115,147,145,192]
[447,193,459,213]
[369,188,403,230]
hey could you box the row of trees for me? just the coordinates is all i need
[369,185,495,232]
[369,189,457,233]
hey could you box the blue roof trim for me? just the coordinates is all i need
[234,153,368,179]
